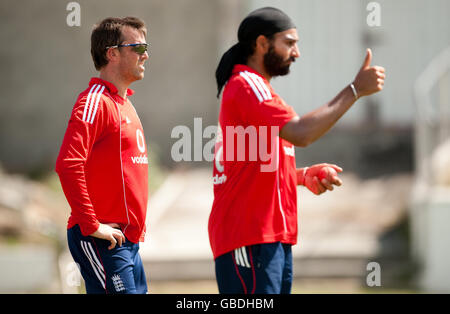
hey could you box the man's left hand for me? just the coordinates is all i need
[299,163,343,195]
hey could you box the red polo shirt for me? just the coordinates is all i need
[209,65,299,259]
[56,78,148,243]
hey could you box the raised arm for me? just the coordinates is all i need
[280,48,385,147]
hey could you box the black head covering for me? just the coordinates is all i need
[215,7,296,97]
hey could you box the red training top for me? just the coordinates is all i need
[55,78,148,243]
[209,64,299,259]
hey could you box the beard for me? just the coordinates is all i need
[263,45,295,77]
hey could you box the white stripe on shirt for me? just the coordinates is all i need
[89,85,105,124]
[247,71,272,100]
[84,84,101,123]
[275,136,288,233]
[82,84,98,122]
[239,71,264,103]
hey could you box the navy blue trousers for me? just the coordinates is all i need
[215,242,293,294]
[67,224,148,294]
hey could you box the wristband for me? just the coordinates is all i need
[350,83,358,100]
[302,167,309,186]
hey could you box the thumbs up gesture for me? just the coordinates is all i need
[352,48,385,98]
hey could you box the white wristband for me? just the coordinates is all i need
[302,167,309,186]
[350,83,358,100]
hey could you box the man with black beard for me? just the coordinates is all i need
[263,43,295,77]
[209,7,385,294]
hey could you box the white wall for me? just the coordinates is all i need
[248,0,450,126]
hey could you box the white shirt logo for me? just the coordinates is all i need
[283,146,295,157]
[215,146,224,173]
[136,129,146,153]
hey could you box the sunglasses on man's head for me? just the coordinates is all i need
[106,43,149,55]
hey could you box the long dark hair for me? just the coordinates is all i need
[215,41,255,97]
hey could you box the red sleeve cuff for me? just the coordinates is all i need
[79,220,100,237]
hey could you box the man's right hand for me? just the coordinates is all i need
[353,48,385,97]
[280,48,386,148]
[90,223,125,250]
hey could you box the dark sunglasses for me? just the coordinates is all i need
[106,43,149,55]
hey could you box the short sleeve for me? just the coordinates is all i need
[234,82,298,129]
